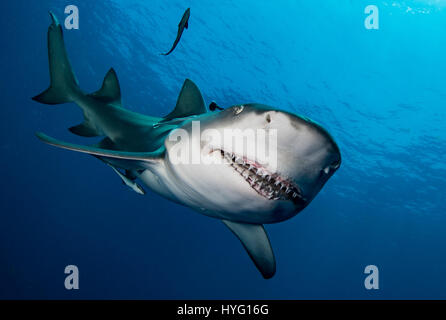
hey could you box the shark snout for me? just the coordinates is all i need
[317,128,341,180]
[277,111,341,201]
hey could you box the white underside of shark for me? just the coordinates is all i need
[32,12,341,279]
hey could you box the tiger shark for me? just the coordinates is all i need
[33,12,341,279]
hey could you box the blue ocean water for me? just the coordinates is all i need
[0,0,445,299]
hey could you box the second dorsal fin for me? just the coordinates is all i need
[89,68,122,106]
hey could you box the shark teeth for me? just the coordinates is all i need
[220,150,305,204]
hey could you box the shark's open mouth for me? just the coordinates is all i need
[218,150,306,204]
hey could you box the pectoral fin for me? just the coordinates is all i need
[36,132,164,170]
[222,220,276,279]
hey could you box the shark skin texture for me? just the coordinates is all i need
[33,12,341,279]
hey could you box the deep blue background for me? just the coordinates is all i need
[0,0,445,299]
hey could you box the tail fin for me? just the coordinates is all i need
[32,12,81,105]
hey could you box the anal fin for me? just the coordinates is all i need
[222,220,276,279]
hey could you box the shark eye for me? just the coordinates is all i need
[265,114,271,123]
[234,105,244,115]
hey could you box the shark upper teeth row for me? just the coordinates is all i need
[220,150,304,203]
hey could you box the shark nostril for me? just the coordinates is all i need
[331,159,341,169]
[322,159,340,175]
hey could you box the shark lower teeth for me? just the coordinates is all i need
[220,150,305,203]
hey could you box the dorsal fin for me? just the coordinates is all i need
[89,68,122,106]
[163,79,206,121]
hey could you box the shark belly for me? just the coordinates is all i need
[138,168,182,205]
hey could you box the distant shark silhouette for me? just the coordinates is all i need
[161,8,190,56]
[32,12,341,279]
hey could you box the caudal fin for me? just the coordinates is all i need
[32,12,80,105]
